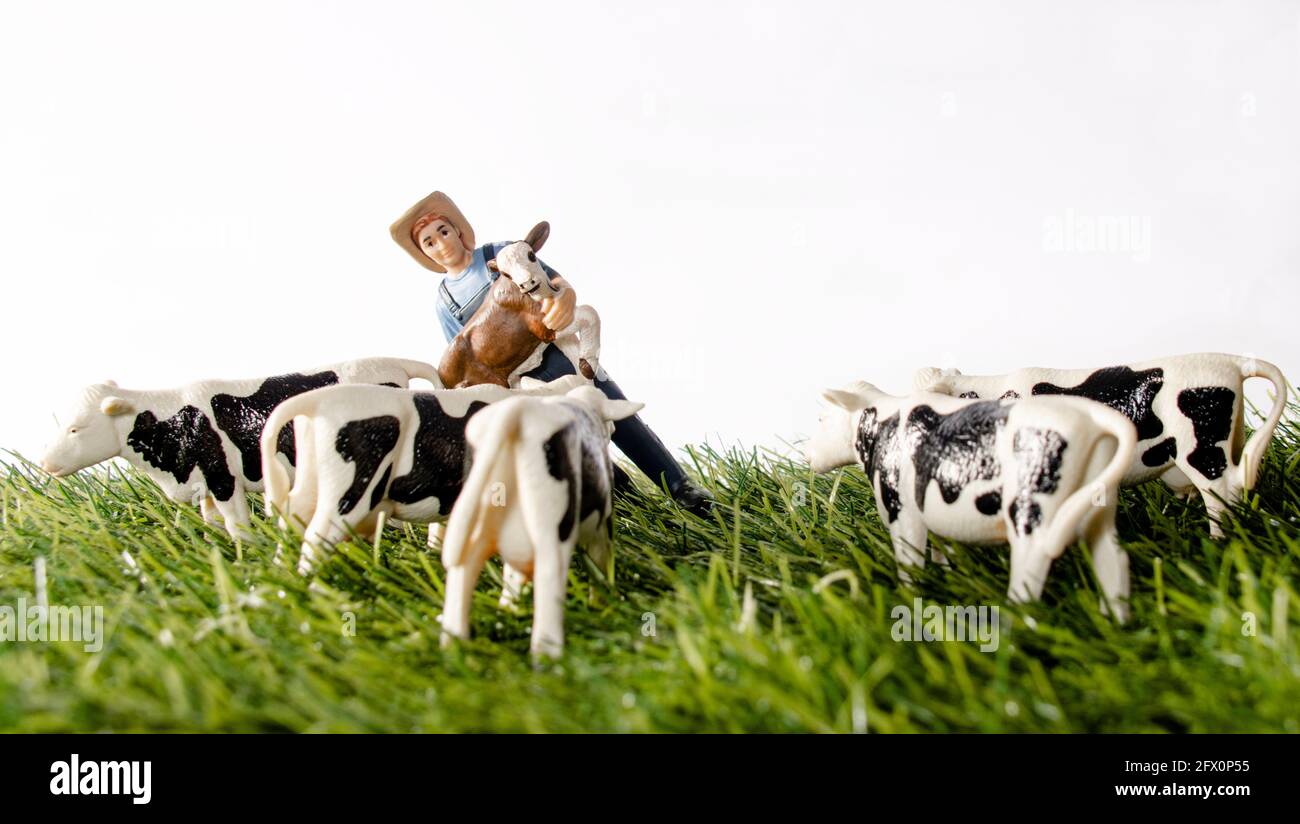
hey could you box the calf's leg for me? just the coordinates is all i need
[1084,503,1129,622]
[441,541,492,646]
[530,535,575,659]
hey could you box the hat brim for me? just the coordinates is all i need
[389,191,476,274]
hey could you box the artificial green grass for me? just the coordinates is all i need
[1,408,1298,732]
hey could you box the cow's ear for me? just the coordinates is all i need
[602,399,644,422]
[487,259,500,273]
[103,379,118,388]
[100,396,135,417]
[524,221,549,253]
[822,388,864,410]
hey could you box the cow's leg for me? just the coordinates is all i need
[213,488,252,541]
[888,513,928,585]
[1159,465,1196,499]
[427,520,445,550]
[299,509,345,575]
[1084,502,1129,622]
[1199,480,1239,539]
[441,544,490,646]
[531,535,575,659]
[1006,537,1053,605]
[498,562,530,609]
[199,495,221,525]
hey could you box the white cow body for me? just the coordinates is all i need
[40,357,439,538]
[260,375,588,575]
[439,385,641,657]
[809,384,1136,619]
[914,353,1289,535]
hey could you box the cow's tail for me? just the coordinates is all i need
[441,397,526,569]
[393,358,442,389]
[1042,402,1137,553]
[1237,356,1289,491]
[261,393,316,523]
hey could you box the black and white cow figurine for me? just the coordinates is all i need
[260,375,588,576]
[808,383,1136,619]
[39,357,439,538]
[440,384,641,658]
[914,353,1289,536]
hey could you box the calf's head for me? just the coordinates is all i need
[807,382,881,473]
[41,382,136,476]
[488,222,556,300]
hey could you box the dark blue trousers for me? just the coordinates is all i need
[524,344,687,491]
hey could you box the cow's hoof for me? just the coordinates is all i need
[671,480,714,518]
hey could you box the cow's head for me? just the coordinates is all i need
[565,385,643,435]
[913,366,962,394]
[807,381,881,473]
[41,382,136,476]
[488,223,556,300]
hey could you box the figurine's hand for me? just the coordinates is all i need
[542,286,577,331]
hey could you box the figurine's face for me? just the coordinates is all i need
[41,385,133,476]
[415,216,471,270]
[493,241,557,299]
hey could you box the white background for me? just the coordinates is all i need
[2,0,1297,464]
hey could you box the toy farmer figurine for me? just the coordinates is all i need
[390,191,713,516]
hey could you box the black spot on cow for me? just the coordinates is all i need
[907,402,1010,511]
[959,391,980,399]
[552,401,618,542]
[855,408,903,523]
[334,416,400,516]
[1009,427,1067,536]
[210,371,340,483]
[127,406,237,501]
[975,490,1002,516]
[1177,386,1236,481]
[1008,500,1041,537]
[1141,436,1177,468]
[379,382,401,388]
[369,464,393,512]
[1000,390,1021,400]
[1032,366,1165,441]
[543,430,578,542]
[388,397,490,515]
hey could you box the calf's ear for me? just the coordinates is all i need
[822,388,864,410]
[601,399,644,422]
[100,396,135,417]
[523,221,550,252]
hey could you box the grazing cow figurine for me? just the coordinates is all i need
[440,384,641,658]
[913,353,1289,536]
[808,384,1137,619]
[261,376,588,576]
[39,357,439,538]
[436,222,601,388]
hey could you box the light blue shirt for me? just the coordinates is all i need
[436,242,559,341]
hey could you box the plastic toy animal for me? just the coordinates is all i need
[436,222,600,388]
[914,353,1289,536]
[39,357,439,538]
[809,384,1136,620]
[440,384,641,657]
[260,375,587,575]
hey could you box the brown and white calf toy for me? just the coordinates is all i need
[436,222,600,388]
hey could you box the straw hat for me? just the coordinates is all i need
[389,191,476,273]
